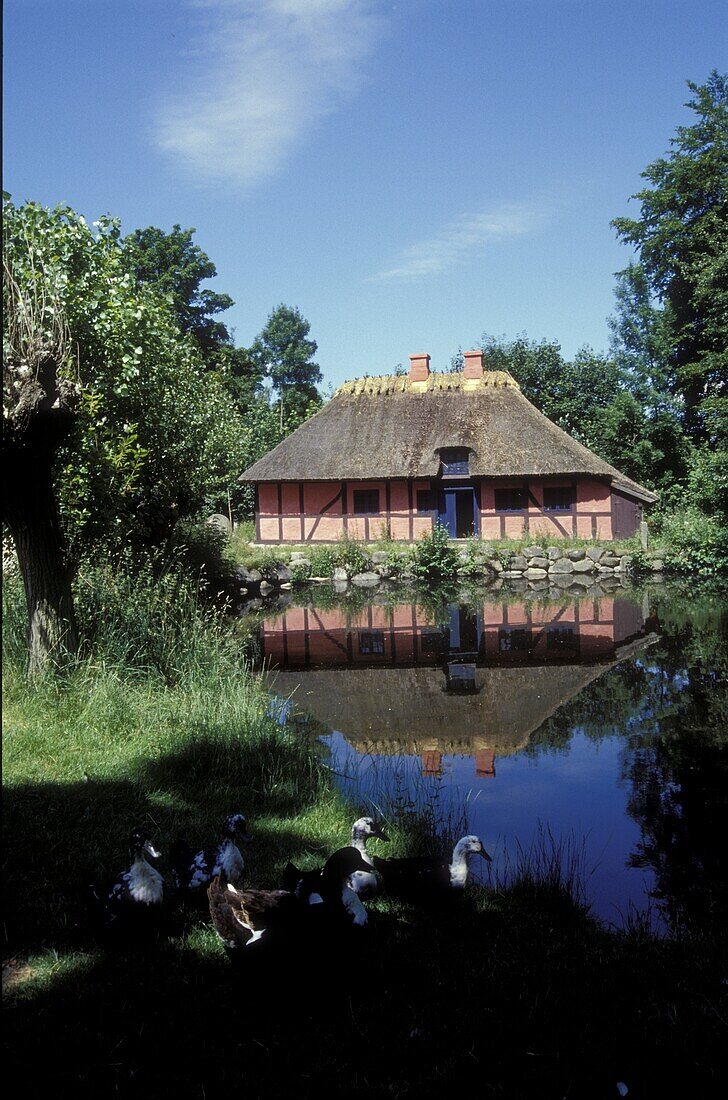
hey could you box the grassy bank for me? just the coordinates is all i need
[3,565,726,1098]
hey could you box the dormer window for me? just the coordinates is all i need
[439,448,470,476]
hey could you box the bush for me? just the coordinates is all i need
[334,534,369,575]
[654,507,728,578]
[411,522,460,583]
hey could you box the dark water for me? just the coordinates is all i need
[248,586,728,931]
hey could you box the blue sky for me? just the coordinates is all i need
[4,0,726,389]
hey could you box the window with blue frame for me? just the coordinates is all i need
[358,631,385,655]
[546,625,576,652]
[498,627,532,653]
[495,486,528,511]
[439,449,470,476]
[352,489,380,514]
[543,486,574,511]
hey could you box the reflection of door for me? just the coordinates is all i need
[440,487,478,537]
[447,606,482,655]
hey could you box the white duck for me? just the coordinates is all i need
[373,834,492,898]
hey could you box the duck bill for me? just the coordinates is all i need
[144,842,162,860]
[373,828,390,842]
[479,848,493,863]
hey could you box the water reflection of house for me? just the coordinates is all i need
[263,597,653,777]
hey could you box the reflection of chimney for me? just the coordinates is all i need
[475,750,496,778]
[463,350,484,379]
[409,353,431,384]
[422,749,442,776]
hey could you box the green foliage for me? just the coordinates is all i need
[3,198,249,558]
[307,544,339,577]
[612,72,728,441]
[410,522,460,583]
[249,304,323,423]
[652,507,727,578]
[480,333,689,492]
[588,390,691,490]
[608,262,677,412]
[306,535,369,577]
[333,534,370,575]
[122,224,234,362]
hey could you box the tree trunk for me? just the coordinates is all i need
[5,453,79,677]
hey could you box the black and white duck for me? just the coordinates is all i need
[281,816,389,901]
[171,812,251,895]
[347,816,390,899]
[209,846,375,958]
[372,834,492,898]
[89,827,164,934]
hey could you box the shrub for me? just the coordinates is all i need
[656,508,728,578]
[411,523,460,583]
[334,534,369,576]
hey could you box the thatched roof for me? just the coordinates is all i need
[267,662,610,755]
[240,371,657,503]
[266,631,658,754]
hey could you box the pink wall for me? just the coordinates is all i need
[255,478,616,542]
[478,478,614,540]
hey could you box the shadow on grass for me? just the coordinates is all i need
[5,747,727,1097]
[3,733,329,956]
[5,879,727,1099]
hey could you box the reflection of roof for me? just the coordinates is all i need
[240,371,657,503]
[267,662,618,756]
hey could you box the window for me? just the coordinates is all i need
[358,631,385,655]
[499,627,532,653]
[417,489,436,512]
[546,625,576,652]
[352,489,380,514]
[421,630,444,655]
[495,487,527,511]
[439,449,470,476]
[543,486,574,512]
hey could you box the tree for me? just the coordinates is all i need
[212,343,266,414]
[477,333,691,492]
[3,202,81,672]
[607,262,677,413]
[3,198,248,672]
[480,334,621,443]
[123,225,234,362]
[249,305,322,426]
[612,72,728,442]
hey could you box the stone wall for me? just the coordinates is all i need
[234,544,666,600]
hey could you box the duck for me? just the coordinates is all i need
[281,816,389,901]
[171,812,251,894]
[89,827,164,934]
[372,835,492,898]
[347,816,390,899]
[209,846,375,958]
[208,876,299,953]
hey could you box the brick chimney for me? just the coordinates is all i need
[463,350,484,379]
[408,353,431,383]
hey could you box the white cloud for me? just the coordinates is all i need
[156,0,383,188]
[369,204,546,282]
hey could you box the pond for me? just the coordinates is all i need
[245,584,727,932]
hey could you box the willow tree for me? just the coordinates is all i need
[3,202,81,672]
[3,198,247,674]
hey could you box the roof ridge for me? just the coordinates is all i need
[335,370,519,397]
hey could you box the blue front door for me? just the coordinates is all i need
[439,487,478,537]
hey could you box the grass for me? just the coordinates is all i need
[4,565,727,1097]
